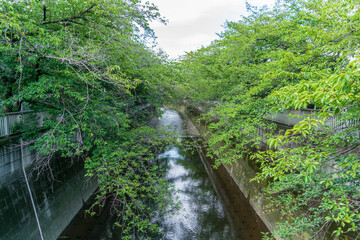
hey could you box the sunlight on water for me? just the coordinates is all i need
[60,108,268,240]
[155,110,232,240]
[158,108,185,135]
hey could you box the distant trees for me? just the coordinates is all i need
[0,0,176,238]
[2,0,359,238]
[177,0,360,238]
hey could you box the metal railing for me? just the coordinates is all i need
[265,109,359,132]
[265,109,319,126]
[0,111,34,138]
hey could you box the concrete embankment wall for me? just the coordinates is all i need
[0,140,98,240]
[0,104,157,240]
[175,104,290,240]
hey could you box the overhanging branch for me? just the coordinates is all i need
[42,3,96,25]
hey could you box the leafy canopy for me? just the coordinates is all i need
[0,0,178,238]
[176,0,360,238]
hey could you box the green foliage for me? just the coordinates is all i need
[176,0,360,238]
[259,60,360,238]
[0,0,177,238]
[85,127,177,239]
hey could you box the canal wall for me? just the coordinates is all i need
[175,103,310,240]
[0,141,98,240]
[0,103,157,240]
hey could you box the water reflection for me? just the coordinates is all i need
[153,109,238,239]
[156,145,233,240]
[59,109,268,240]
[157,109,185,135]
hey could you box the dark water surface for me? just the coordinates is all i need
[59,109,268,240]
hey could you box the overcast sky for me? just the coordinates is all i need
[149,0,275,59]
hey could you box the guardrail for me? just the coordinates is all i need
[0,111,35,137]
[0,110,49,138]
[265,109,359,131]
[265,109,318,126]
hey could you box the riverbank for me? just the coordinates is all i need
[58,108,269,239]
[173,103,284,239]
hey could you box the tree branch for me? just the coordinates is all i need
[42,3,96,25]
[331,26,360,43]
[43,5,47,22]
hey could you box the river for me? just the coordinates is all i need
[59,109,268,240]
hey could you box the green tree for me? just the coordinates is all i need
[255,59,360,239]
[176,0,360,238]
[0,0,177,238]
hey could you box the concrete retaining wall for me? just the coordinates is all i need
[175,104,310,240]
[0,142,97,240]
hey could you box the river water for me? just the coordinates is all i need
[60,109,268,240]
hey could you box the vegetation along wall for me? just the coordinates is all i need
[172,1,360,239]
[1,0,359,239]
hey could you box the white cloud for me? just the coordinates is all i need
[149,0,275,59]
